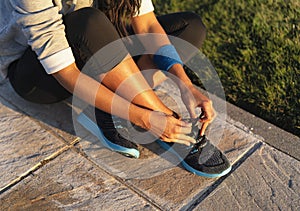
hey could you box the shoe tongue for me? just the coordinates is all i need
[187,135,208,155]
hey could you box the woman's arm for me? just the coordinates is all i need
[131,11,216,135]
[53,62,195,146]
[131,11,196,90]
[53,62,149,126]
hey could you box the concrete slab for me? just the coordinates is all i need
[73,80,262,210]
[0,97,65,188]
[75,118,260,210]
[0,81,77,143]
[0,150,157,211]
[125,121,261,210]
[194,144,300,211]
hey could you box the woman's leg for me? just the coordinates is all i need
[8,48,71,104]
[64,7,173,115]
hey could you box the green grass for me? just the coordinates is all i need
[153,0,300,136]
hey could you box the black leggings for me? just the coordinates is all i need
[8,7,206,104]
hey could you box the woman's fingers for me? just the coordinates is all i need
[199,122,209,136]
[173,119,192,133]
[148,111,196,145]
[199,101,217,135]
[161,133,196,146]
[200,101,216,121]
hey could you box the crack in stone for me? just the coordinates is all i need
[0,138,80,195]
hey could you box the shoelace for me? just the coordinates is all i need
[184,115,208,155]
[189,135,208,155]
[171,110,207,154]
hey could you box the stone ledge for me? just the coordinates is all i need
[226,100,300,161]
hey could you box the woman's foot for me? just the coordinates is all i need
[77,107,140,158]
[157,116,232,178]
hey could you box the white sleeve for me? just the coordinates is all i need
[11,0,75,74]
[40,48,75,74]
[133,0,154,17]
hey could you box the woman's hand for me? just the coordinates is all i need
[168,64,216,136]
[180,84,216,136]
[141,111,196,146]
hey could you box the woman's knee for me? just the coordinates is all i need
[64,7,128,74]
[64,7,121,44]
[179,11,207,48]
[158,11,207,48]
[185,12,206,33]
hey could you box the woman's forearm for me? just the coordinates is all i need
[52,63,151,128]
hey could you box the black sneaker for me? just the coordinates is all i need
[157,116,231,178]
[77,107,140,158]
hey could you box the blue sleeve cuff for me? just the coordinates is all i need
[153,45,183,71]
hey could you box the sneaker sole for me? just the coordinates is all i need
[77,112,140,158]
[156,140,232,178]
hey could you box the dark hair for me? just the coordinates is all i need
[95,0,141,36]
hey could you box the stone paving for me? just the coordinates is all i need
[0,79,299,210]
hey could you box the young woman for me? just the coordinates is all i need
[0,0,231,177]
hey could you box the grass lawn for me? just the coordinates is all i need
[153,0,300,136]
